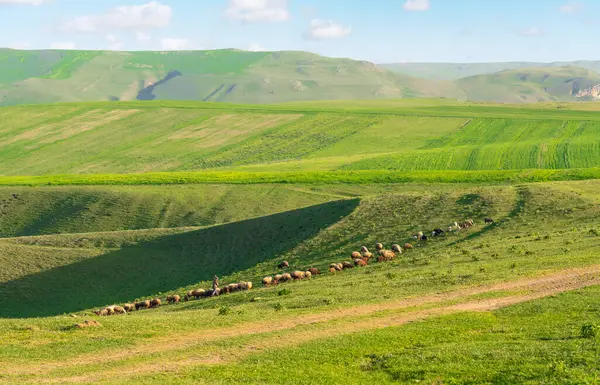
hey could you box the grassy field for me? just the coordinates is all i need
[2,99,600,176]
[3,99,600,383]
[2,180,600,383]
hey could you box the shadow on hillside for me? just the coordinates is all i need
[0,199,359,318]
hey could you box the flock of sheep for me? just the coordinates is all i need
[92,218,490,318]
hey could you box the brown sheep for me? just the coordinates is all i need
[329,267,337,274]
[391,244,402,253]
[221,285,232,294]
[185,290,194,301]
[403,243,413,250]
[238,281,253,290]
[123,303,135,312]
[150,298,161,308]
[192,289,206,299]
[94,308,109,316]
[377,250,396,262]
[135,300,151,310]
[354,258,367,267]
[308,267,320,275]
[360,246,369,253]
[291,271,306,280]
[362,251,373,259]
[375,243,383,251]
[351,251,362,259]
[166,295,181,304]
[273,274,283,284]
[278,261,290,269]
[304,271,312,279]
[113,306,126,315]
[263,276,274,286]
[281,273,292,282]
[342,261,354,269]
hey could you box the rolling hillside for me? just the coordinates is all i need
[2,100,600,176]
[456,66,600,103]
[381,60,600,80]
[0,48,464,106]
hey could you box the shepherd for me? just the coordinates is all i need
[211,275,219,297]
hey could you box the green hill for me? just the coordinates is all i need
[0,48,464,106]
[2,100,600,176]
[456,66,600,103]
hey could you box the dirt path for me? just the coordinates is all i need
[15,265,600,383]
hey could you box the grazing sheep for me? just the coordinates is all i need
[391,244,402,253]
[354,258,367,267]
[281,273,292,282]
[308,267,320,275]
[403,243,413,250]
[113,306,126,315]
[351,251,362,259]
[329,267,337,273]
[192,289,206,299]
[421,235,428,241]
[166,295,181,304]
[273,274,283,284]
[417,231,424,240]
[150,298,161,308]
[221,285,232,294]
[342,261,354,269]
[336,263,344,271]
[330,263,343,271]
[135,300,151,310]
[291,271,306,280]
[263,276,274,286]
[94,308,109,317]
[375,243,383,251]
[123,303,135,312]
[377,250,396,263]
[484,217,494,224]
[75,320,101,329]
[278,261,290,269]
[304,271,312,279]
[185,290,194,301]
[432,228,445,237]
[362,251,373,259]
[360,246,369,253]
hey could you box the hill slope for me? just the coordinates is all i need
[456,66,600,103]
[0,48,464,106]
[2,100,600,175]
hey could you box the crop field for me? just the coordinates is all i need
[2,99,600,383]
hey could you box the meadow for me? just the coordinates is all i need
[2,99,600,383]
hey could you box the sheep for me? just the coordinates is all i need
[417,231,424,240]
[377,250,396,263]
[351,251,362,259]
[354,258,367,267]
[192,289,206,299]
[342,261,354,269]
[336,263,344,271]
[281,273,292,282]
[484,217,494,224]
[308,267,320,275]
[123,303,135,312]
[330,263,342,271]
[263,276,274,286]
[113,306,126,315]
[329,267,336,274]
[362,251,373,259]
[375,243,383,251]
[135,300,151,310]
[278,261,290,269]
[421,235,428,241]
[105,306,116,316]
[166,295,181,304]
[94,308,109,316]
[432,228,445,237]
[228,283,240,292]
[273,274,283,284]
[75,320,101,329]
[291,271,306,280]
[304,271,312,279]
[240,281,253,290]
[150,298,161,308]
[221,285,232,294]
[360,246,369,253]
[391,244,402,253]
[403,243,413,250]
[185,290,194,301]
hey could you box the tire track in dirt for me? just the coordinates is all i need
[16,265,600,383]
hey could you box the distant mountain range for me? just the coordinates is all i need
[0,48,599,106]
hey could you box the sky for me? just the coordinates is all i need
[0,0,598,63]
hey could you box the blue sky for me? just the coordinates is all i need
[0,0,598,63]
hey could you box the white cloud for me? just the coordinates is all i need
[49,41,76,49]
[519,27,543,37]
[225,0,289,22]
[304,19,351,40]
[160,37,189,51]
[136,31,151,43]
[0,0,48,4]
[247,42,267,51]
[58,1,172,34]
[106,35,123,50]
[559,1,584,13]
[403,0,430,11]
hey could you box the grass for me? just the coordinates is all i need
[2,100,600,176]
